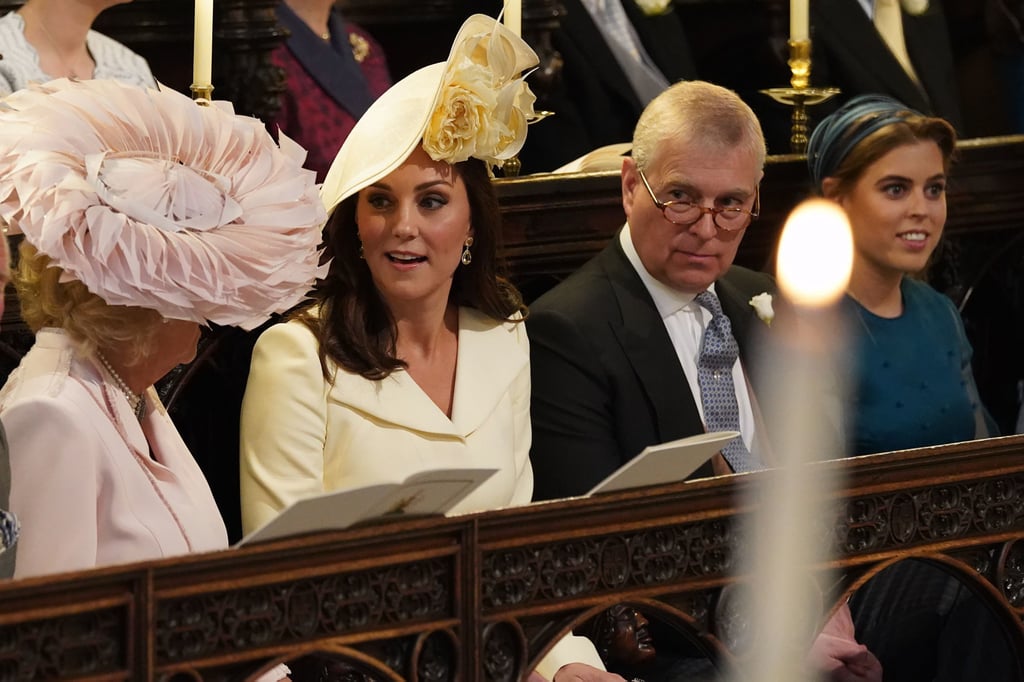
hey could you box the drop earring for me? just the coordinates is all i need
[461,236,474,265]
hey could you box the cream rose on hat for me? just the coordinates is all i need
[0,78,328,331]
[321,14,540,214]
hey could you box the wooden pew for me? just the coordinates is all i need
[0,436,1022,680]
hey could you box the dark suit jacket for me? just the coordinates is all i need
[517,0,698,173]
[527,236,775,501]
[811,0,963,132]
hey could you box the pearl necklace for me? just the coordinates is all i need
[96,353,146,421]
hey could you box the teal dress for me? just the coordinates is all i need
[843,278,984,456]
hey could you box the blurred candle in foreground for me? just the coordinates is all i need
[193,0,214,89]
[777,199,854,307]
[734,198,853,682]
[504,0,522,37]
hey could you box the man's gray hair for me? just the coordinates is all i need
[632,80,766,171]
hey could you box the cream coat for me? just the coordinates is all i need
[240,307,534,534]
[0,329,228,579]
[240,308,604,678]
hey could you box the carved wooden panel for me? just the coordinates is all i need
[0,437,1023,679]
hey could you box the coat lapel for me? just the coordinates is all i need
[328,308,527,438]
[276,4,376,118]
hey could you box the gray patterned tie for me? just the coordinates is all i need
[695,290,757,473]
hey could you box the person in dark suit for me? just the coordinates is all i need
[517,0,698,173]
[528,80,775,501]
[810,0,963,133]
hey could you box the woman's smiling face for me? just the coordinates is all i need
[827,140,947,281]
[355,146,473,313]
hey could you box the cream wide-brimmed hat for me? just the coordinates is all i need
[0,78,328,331]
[320,13,540,214]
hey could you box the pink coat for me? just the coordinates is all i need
[0,329,227,579]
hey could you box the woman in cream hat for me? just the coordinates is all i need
[240,13,622,681]
[0,77,325,587]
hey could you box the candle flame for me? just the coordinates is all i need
[777,199,853,307]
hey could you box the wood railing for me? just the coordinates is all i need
[1,435,1023,680]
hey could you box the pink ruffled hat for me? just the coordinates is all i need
[0,79,328,331]
[320,13,540,215]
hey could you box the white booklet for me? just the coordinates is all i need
[237,467,498,546]
[586,431,740,495]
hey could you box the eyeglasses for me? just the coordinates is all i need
[638,168,760,231]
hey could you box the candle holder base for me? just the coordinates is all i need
[760,87,840,154]
[191,84,215,106]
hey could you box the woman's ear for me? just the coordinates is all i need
[820,176,842,201]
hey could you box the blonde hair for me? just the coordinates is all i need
[632,80,766,172]
[15,242,163,366]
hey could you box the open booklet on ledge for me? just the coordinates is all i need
[237,467,498,546]
[587,431,740,495]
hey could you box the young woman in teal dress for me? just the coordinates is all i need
[806,95,1014,682]
[807,94,994,457]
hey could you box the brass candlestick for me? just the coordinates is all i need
[760,39,839,154]
[190,84,214,106]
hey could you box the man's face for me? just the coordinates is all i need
[622,138,762,294]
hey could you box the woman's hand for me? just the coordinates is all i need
[807,604,882,682]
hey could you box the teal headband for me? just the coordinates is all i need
[806,94,922,190]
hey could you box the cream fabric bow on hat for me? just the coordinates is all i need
[320,14,541,215]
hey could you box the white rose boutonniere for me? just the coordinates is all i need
[900,0,929,15]
[749,292,774,326]
[635,0,673,17]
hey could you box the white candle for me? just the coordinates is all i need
[790,0,809,42]
[193,0,214,88]
[737,198,854,682]
[504,0,521,38]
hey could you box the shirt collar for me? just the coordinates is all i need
[619,223,714,318]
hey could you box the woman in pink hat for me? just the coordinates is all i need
[0,77,325,587]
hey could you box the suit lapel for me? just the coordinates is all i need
[276,5,375,118]
[813,0,930,112]
[560,0,644,110]
[717,273,759,364]
[601,241,705,443]
[902,8,961,126]
[620,0,697,82]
